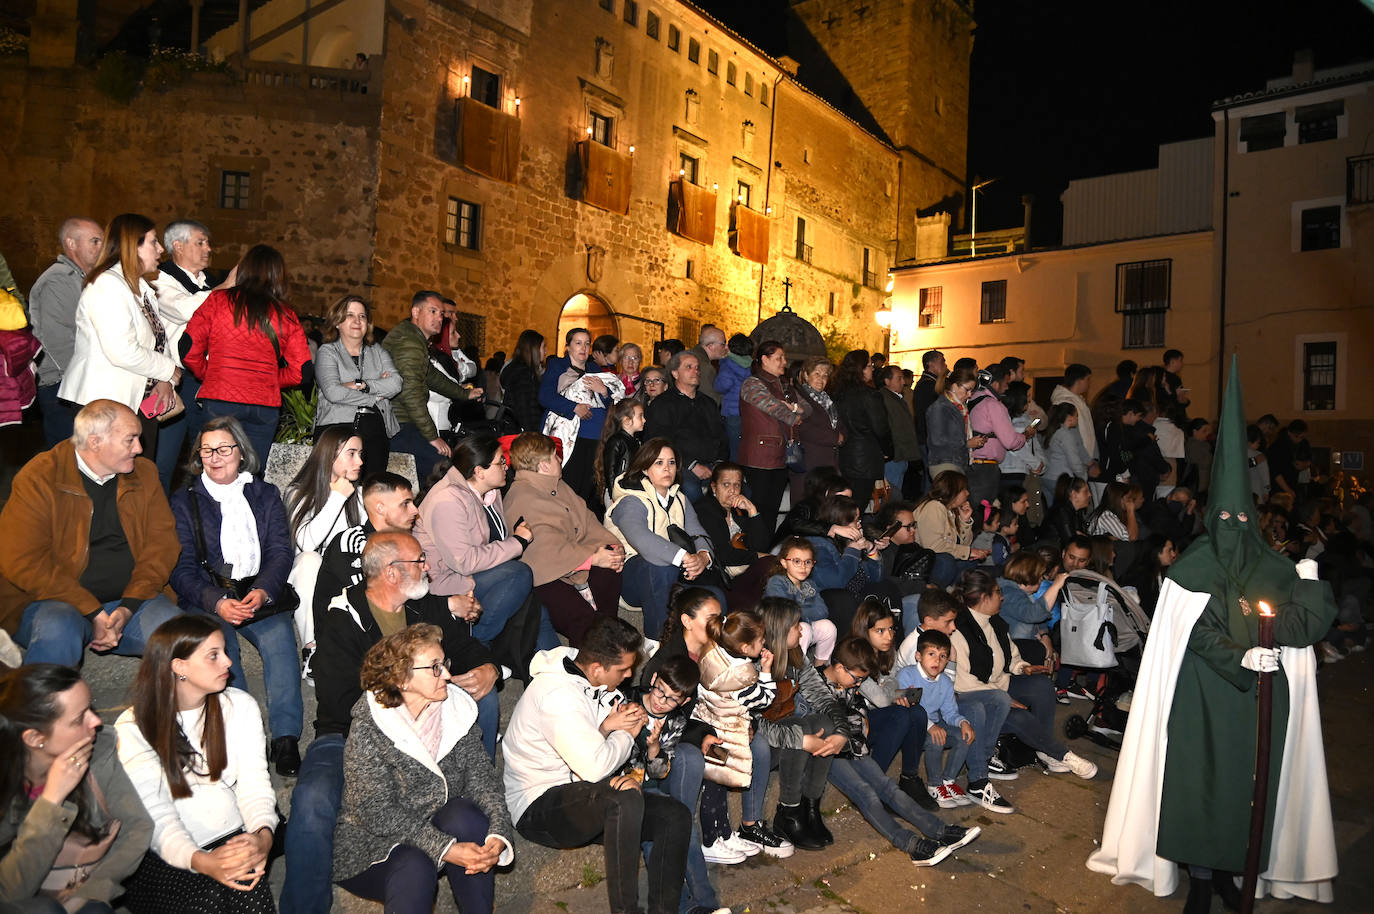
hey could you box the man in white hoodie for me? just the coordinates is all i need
[1051,363,1097,461]
[503,616,692,914]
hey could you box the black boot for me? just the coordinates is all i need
[270,736,301,777]
[1182,875,1213,914]
[899,773,939,811]
[1212,871,1241,912]
[773,803,824,851]
[800,796,833,847]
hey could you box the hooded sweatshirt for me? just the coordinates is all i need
[502,646,635,822]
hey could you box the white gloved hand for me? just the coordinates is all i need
[1296,559,1319,581]
[1241,646,1279,673]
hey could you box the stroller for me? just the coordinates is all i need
[1057,570,1151,750]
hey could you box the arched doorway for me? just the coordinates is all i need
[556,292,618,355]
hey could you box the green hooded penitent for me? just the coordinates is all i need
[1155,355,1336,870]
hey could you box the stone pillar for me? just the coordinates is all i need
[28,0,80,67]
[190,0,203,51]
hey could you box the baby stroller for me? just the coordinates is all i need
[1057,570,1151,750]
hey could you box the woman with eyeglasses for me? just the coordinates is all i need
[313,295,402,483]
[413,434,535,649]
[924,364,987,480]
[635,366,669,406]
[332,624,513,913]
[169,416,303,777]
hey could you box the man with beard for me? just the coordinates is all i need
[1088,357,1337,912]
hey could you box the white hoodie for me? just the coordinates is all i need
[1051,384,1098,461]
[502,646,635,823]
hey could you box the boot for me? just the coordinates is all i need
[1212,871,1241,912]
[800,796,833,847]
[772,803,824,851]
[1182,874,1213,914]
[269,736,301,777]
[899,773,940,810]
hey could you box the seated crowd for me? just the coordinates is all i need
[1,215,1368,914]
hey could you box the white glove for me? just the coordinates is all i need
[1296,559,1319,581]
[1241,646,1279,673]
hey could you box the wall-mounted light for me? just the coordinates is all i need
[679,168,686,176]
[586,125,594,135]
[712,182,719,191]
[628,144,636,155]
[514,96,521,107]
[765,206,772,215]
[885,276,894,294]
[875,306,893,330]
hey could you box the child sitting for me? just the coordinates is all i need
[623,654,702,783]
[806,638,981,866]
[972,501,1021,571]
[897,630,976,808]
[764,537,839,664]
[595,398,645,509]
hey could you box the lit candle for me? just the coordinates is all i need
[1257,601,1274,650]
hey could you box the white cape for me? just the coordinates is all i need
[1085,578,1337,902]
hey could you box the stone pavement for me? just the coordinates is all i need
[77,642,1371,914]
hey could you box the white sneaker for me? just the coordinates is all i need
[1319,642,1345,663]
[700,837,747,864]
[1061,750,1098,780]
[720,831,762,856]
[1036,751,1071,773]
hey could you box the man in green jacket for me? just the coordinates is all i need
[381,290,478,482]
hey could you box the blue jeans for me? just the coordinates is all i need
[469,560,534,646]
[1005,674,1069,760]
[622,555,725,642]
[680,470,707,505]
[884,460,909,489]
[656,744,719,913]
[338,796,495,913]
[867,702,928,778]
[923,724,972,784]
[281,733,347,914]
[16,595,182,667]
[392,422,444,484]
[155,374,201,490]
[37,383,75,449]
[827,753,943,853]
[955,689,1011,783]
[197,399,279,470]
[931,552,977,588]
[215,609,303,739]
[723,413,742,461]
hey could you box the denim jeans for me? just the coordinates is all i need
[16,595,182,667]
[468,560,534,645]
[37,383,75,449]
[215,609,303,739]
[884,460,909,490]
[196,399,279,471]
[680,470,707,506]
[337,796,495,913]
[280,732,347,914]
[622,556,725,642]
[655,744,719,913]
[828,753,944,852]
[922,723,972,783]
[155,373,201,491]
[955,688,1012,783]
[1005,674,1069,760]
[867,701,928,778]
[723,413,742,461]
[931,552,978,588]
[392,422,444,484]
[777,713,834,805]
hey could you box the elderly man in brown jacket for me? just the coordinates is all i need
[502,433,626,646]
[0,399,182,665]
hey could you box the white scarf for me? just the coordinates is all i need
[202,472,261,578]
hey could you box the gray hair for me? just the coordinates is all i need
[164,220,210,251]
[71,399,133,450]
[699,325,725,346]
[667,350,699,375]
[361,532,415,582]
[58,217,98,247]
[185,415,261,476]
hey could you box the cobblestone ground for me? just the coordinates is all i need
[79,638,1371,914]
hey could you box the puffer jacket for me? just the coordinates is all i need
[692,646,773,788]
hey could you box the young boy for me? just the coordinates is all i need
[897,630,975,808]
[802,637,981,867]
[896,587,960,674]
[621,654,704,782]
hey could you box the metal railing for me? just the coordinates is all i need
[239,59,378,95]
[1348,154,1374,206]
[795,241,812,263]
[864,269,878,288]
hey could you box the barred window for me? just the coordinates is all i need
[980,280,1007,323]
[1303,341,1337,411]
[919,286,942,328]
[1116,259,1170,349]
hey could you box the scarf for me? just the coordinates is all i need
[944,391,972,441]
[202,472,260,578]
[394,700,444,760]
[802,383,838,428]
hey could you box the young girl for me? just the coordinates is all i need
[973,502,1021,570]
[756,597,847,852]
[594,398,644,509]
[693,610,794,860]
[763,537,838,665]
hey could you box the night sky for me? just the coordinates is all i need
[697,0,1374,246]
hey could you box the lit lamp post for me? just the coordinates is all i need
[875,276,894,358]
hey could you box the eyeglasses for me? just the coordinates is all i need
[412,657,452,677]
[643,378,667,386]
[649,683,685,708]
[896,522,916,530]
[389,553,429,567]
[198,444,240,458]
[836,664,868,686]
[783,557,815,567]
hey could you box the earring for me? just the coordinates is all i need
[177,674,187,681]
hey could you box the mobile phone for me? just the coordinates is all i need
[880,520,902,540]
[898,687,923,703]
[1026,417,1042,430]
[704,743,729,764]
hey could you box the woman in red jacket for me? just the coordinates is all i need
[183,245,311,464]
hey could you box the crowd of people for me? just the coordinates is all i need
[0,214,1367,914]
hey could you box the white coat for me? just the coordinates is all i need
[59,269,177,410]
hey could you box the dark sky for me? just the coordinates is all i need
[697,0,1374,246]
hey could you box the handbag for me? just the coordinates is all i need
[187,483,299,619]
[785,433,806,473]
[892,545,937,582]
[665,522,730,587]
[761,678,798,722]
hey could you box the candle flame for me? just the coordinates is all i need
[1258,601,1274,617]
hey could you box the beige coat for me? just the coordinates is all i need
[502,468,619,587]
[691,645,756,789]
[914,499,974,560]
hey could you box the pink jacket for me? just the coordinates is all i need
[969,389,1026,463]
[414,467,524,596]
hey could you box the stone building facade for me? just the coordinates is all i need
[2,0,972,359]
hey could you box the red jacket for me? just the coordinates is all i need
[184,290,310,406]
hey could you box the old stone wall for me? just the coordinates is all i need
[0,61,379,314]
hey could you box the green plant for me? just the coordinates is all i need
[579,862,603,888]
[814,317,859,366]
[94,51,145,103]
[0,27,27,57]
[276,388,317,444]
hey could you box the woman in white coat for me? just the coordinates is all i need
[58,213,180,461]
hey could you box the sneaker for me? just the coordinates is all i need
[720,831,762,857]
[1036,750,1072,773]
[738,821,795,858]
[966,780,1015,814]
[1055,688,1071,704]
[908,837,953,867]
[931,783,960,809]
[899,773,940,810]
[1114,689,1134,711]
[936,824,981,851]
[700,837,747,864]
[1061,751,1098,780]
[943,780,973,806]
[1349,642,1366,653]
[986,753,1020,780]
[1319,642,1345,663]
[1063,682,1096,701]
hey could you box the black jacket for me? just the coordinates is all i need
[644,386,728,471]
[912,372,940,445]
[602,430,639,492]
[1048,501,1089,547]
[834,384,891,481]
[500,359,543,433]
[774,497,830,546]
[693,493,771,566]
[313,582,496,737]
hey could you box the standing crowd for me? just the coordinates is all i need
[0,214,1367,914]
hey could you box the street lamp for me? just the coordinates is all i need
[970,177,997,257]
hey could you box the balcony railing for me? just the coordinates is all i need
[864,269,878,288]
[1348,154,1374,206]
[240,59,378,95]
[795,240,812,263]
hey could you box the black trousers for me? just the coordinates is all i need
[744,466,789,535]
[320,409,391,483]
[517,778,691,914]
